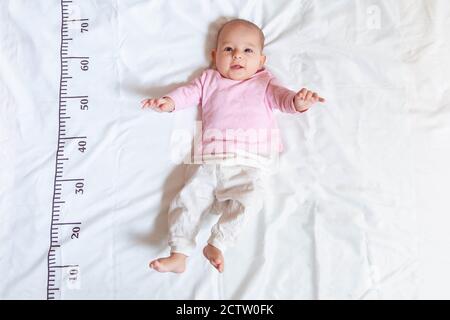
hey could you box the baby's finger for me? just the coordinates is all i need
[152,99,162,107]
[312,92,318,101]
[306,91,313,101]
[299,88,307,94]
[159,103,174,112]
[142,99,154,107]
[158,104,169,112]
[318,97,326,103]
[156,98,167,108]
[150,104,162,112]
[297,88,307,99]
[146,99,158,109]
[144,100,155,109]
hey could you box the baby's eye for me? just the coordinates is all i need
[245,48,253,53]
[224,47,233,52]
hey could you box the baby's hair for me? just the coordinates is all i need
[216,19,265,51]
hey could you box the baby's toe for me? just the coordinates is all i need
[213,259,224,272]
[149,260,160,270]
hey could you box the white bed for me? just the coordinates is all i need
[1,0,449,299]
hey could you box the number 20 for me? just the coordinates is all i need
[71,226,80,239]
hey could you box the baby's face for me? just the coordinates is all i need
[212,23,266,81]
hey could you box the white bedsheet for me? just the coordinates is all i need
[1,0,449,299]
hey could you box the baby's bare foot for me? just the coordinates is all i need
[203,244,224,273]
[149,253,187,273]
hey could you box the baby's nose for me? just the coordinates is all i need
[232,50,243,59]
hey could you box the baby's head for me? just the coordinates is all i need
[211,19,266,81]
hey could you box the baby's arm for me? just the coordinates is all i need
[266,81,325,113]
[141,72,204,113]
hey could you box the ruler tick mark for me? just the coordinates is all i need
[61,136,87,140]
[64,56,90,59]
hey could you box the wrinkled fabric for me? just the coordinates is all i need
[1,0,449,300]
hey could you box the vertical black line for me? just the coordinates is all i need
[47,0,64,300]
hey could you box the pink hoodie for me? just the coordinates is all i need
[165,68,303,158]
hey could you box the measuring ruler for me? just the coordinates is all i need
[47,0,91,300]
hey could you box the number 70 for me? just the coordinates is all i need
[81,22,88,33]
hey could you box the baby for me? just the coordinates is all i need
[142,19,325,273]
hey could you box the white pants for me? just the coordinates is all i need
[168,163,267,256]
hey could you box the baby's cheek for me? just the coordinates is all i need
[248,61,260,72]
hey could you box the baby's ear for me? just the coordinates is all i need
[260,54,266,67]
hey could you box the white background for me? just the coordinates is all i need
[1,0,449,299]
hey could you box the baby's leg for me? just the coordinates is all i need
[204,165,264,273]
[150,164,217,273]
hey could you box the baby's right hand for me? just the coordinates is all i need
[140,97,175,113]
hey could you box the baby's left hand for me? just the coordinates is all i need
[294,88,325,112]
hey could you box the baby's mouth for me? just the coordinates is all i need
[230,65,244,70]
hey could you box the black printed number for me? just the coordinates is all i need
[80,98,88,111]
[80,59,89,71]
[78,140,86,153]
[68,268,78,281]
[71,227,80,239]
[81,22,88,33]
[75,182,84,194]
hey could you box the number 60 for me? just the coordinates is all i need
[80,59,89,71]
